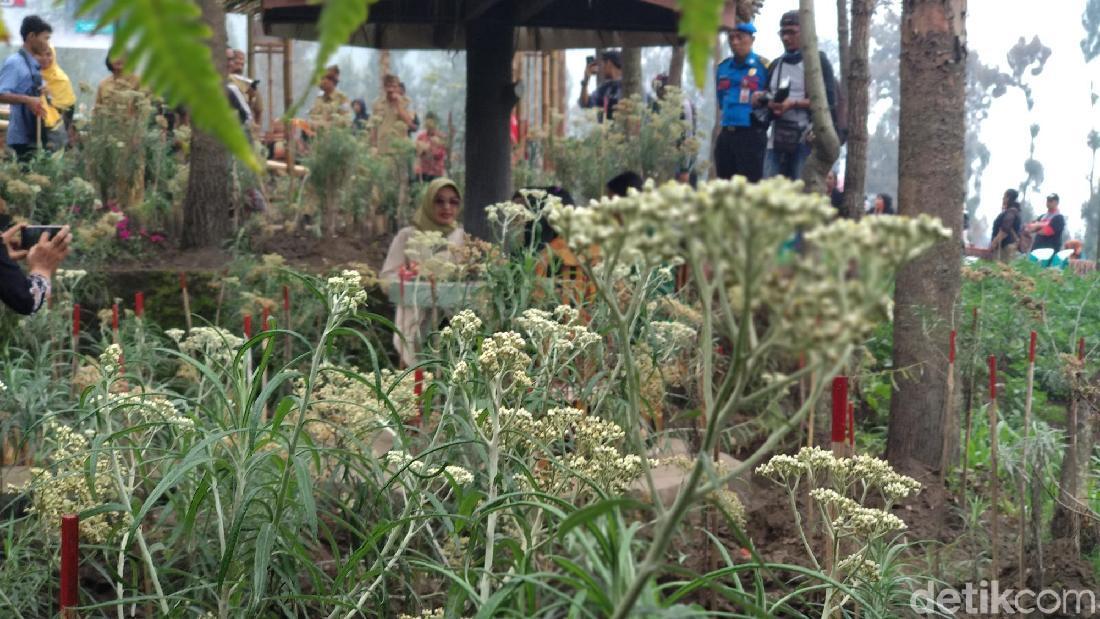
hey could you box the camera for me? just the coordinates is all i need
[751,77,792,125]
[585,55,596,66]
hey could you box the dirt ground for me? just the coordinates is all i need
[102,229,392,275]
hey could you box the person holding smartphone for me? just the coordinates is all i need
[578,50,623,122]
[0,221,71,315]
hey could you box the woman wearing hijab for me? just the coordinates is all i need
[33,46,75,150]
[381,177,466,368]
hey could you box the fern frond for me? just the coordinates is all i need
[678,0,727,86]
[76,0,260,171]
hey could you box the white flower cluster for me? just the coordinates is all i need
[293,366,427,447]
[767,214,951,359]
[486,200,537,225]
[90,391,195,431]
[175,326,244,367]
[99,343,124,375]
[515,306,601,359]
[25,421,123,543]
[405,230,460,281]
[441,309,483,350]
[326,269,370,316]
[843,454,923,502]
[54,269,87,289]
[836,555,881,583]
[384,450,474,487]
[647,321,697,360]
[757,448,921,504]
[500,407,651,496]
[809,488,907,536]
[398,610,449,619]
[0,379,6,393]
[476,331,532,391]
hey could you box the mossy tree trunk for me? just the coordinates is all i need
[886,0,967,475]
[843,0,874,219]
[799,0,841,193]
[182,0,232,249]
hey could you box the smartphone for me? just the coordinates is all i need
[21,225,63,249]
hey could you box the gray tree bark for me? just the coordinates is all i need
[837,0,851,81]
[886,0,967,474]
[799,0,841,193]
[621,47,643,100]
[182,0,232,249]
[843,0,874,219]
[667,46,685,88]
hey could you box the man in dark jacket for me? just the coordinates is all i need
[763,10,838,181]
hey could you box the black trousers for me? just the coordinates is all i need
[714,126,767,182]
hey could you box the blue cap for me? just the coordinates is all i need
[734,22,757,35]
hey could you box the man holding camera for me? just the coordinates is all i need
[579,50,623,122]
[763,10,837,181]
[0,16,51,160]
[714,22,770,182]
[227,49,263,136]
[0,222,71,315]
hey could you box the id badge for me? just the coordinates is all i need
[739,88,750,104]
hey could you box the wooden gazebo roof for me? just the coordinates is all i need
[260,0,745,50]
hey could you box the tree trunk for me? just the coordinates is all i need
[667,46,685,88]
[843,0,874,219]
[463,18,515,241]
[1051,383,1094,550]
[182,0,232,249]
[885,0,967,475]
[621,47,643,100]
[837,0,851,82]
[799,0,841,193]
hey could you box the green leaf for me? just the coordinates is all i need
[556,497,643,540]
[678,0,726,86]
[250,522,276,611]
[76,0,260,171]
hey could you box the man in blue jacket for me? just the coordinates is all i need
[714,22,770,182]
[0,16,51,160]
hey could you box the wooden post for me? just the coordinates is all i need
[939,329,957,483]
[134,292,144,320]
[60,514,79,618]
[180,272,193,333]
[988,354,999,582]
[831,376,848,457]
[1019,330,1036,590]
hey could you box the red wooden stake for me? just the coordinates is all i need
[1078,337,1086,361]
[134,291,144,318]
[243,315,253,339]
[261,306,271,332]
[60,514,79,613]
[179,272,187,291]
[949,330,957,363]
[1029,330,1037,363]
[72,304,80,339]
[831,376,848,455]
[111,303,119,342]
[283,285,290,316]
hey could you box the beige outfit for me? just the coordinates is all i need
[380,226,466,367]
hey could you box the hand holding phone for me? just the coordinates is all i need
[21,225,64,250]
